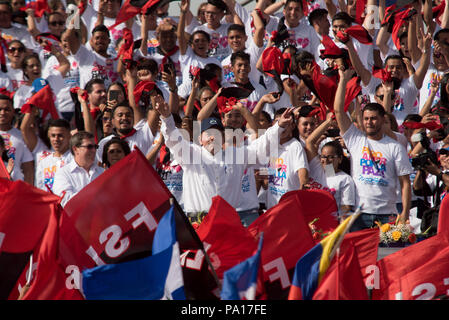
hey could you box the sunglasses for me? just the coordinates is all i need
[78,144,99,150]
[49,21,65,26]
[8,46,25,53]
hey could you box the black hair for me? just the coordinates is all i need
[403,113,422,123]
[332,11,353,26]
[21,53,41,79]
[321,140,350,175]
[293,50,315,74]
[95,108,113,142]
[260,110,272,124]
[439,73,449,108]
[107,81,128,103]
[92,24,110,38]
[362,102,386,117]
[284,0,302,9]
[227,24,246,35]
[384,54,406,67]
[102,137,131,168]
[136,58,159,75]
[308,8,328,26]
[47,118,71,131]
[231,51,250,65]
[0,135,9,162]
[188,30,211,44]
[85,78,105,93]
[434,28,449,42]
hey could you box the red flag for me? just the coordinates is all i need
[22,205,83,300]
[439,191,449,235]
[312,244,369,300]
[0,160,10,180]
[373,232,449,300]
[355,0,367,25]
[344,25,373,45]
[248,190,324,299]
[20,0,49,18]
[433,0,446,25]
[21,85,59,120]
[23,149,209,299]
[280,190,339,235]
[133,80,156,105]
[402,120,443,131]
[196,196,258,279]
[0,179,60,299]
[342,228,379,282]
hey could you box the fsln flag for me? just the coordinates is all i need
[288,213,360,300]
[221,234,264,300]
[82,205,186,300]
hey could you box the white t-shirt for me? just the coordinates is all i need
[43,55,81,113]
[35,150,73,191]
[221,39,263,84]
[342,124,414,215]
[0,127,33,181]
[222,79,265,112]
[269,16,321,55]
[1,25,37,51]
[147,48,183,87]
[194,23,232,62]
[76,45,120,89]
[178,47,221,99]
[0,72,12,92]
[364,75,419,125]
[326,170,357,215]
[418,63,449,113]
[96,120,155,163]
[266,138,309,209]
[6,65,26,91]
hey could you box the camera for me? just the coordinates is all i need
[410,132,438,170]
[325,128,340,137]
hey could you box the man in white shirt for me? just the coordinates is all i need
[0,1,36,49]
[53,131,104,207]
[155,96,295,221]
[334,68,413,231]
[0,93,33,183]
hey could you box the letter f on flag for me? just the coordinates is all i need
[220,233,264,300]
[81,205,186,300]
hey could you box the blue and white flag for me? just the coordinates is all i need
[220,234,263,300]
[81,205,185,300]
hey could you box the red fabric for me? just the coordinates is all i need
[344,76,362,112]
[21,85,59,120]
[133,80,156,104]
[262,46,284,78]
[69,87,88,101]
[78,0,86,15]
[344,25,373,45]
[110,0,160,30]
[402,120,443,131]
[0,161,10,180]
[23,150,206,299]
[117,28,134,62]
[373,232,449,300]
[216,96,238,115]
[320,35,343,58]
[22,205,83,300]
[341,228,379,281]
[196,196,258,279]
[311,61,338,111]
[392,7,413,51]
[355,0,367,25]
[0,87,14,99]
[438,191,449,235]
[0,37,7,72]
[433,0,446,25]
[20,0,50,18]
[160,45,179,68]
[0,179,60,253]
[372,66,393,83]
[280,190,339,236]
[312,244,369,300]
[247,190,326,299]
[118,128,137,139]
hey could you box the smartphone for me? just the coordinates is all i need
[272,92,280,99]
[163,64,171,74]
[109,90,120,101]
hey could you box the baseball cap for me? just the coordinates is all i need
[32,78,49,93]
[201,117,224,133]
[439,146,449,155]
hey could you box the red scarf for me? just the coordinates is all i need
[118,128,137,139]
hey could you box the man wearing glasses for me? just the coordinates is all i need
[53,131,104,207]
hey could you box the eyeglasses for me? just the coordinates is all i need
[49,21,65,27]
[78,144,99,150]
[8,47,25,53]
[320,155,338,160]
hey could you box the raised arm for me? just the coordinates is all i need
[20,106,39,152]
[184,77,200,119]
[178,0,190,56]
[420,79,439,117]
[126,68,144,125]
[251,8,265,48]
[413,30,432,90]
[442,0,449,29]
[423,0,437,33]
[25,9,40,38]
[161,66,180,115]
[78,89,95,134]
[334,67,354,135]
[264,0,285,16]
[408,11,422,65]
[197,87,222,121]
[345,38,372,86]
[140,13,150,55]
[305,113,334,161]
[375,23,391,59]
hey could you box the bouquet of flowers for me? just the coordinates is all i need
[309,218,332,241]
[376,219,417,246]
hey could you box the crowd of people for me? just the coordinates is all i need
[2,0,449,235]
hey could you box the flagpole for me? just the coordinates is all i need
[336,247,340,300]
[170,198,222,291]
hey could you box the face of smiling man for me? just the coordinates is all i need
[112,106,134,136]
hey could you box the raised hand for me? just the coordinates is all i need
[154,94,171,118]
